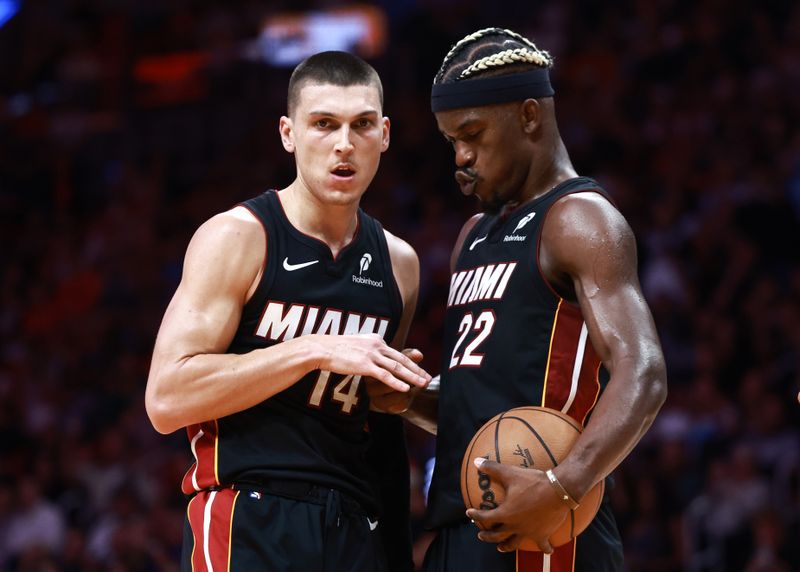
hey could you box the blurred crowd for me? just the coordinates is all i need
[1,1,799,571]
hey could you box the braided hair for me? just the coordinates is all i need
[434,27,554,85]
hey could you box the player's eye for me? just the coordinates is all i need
[315,119,331,128]
[354,118,372,128]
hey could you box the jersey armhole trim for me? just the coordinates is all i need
[238,201,273,315]
[534,188,610,308]
[374,222,404,337]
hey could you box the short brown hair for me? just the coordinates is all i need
[287,51,383,116]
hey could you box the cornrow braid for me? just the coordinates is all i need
[435,27,501,81]
[459,48,552,79]
[434,27,554,85]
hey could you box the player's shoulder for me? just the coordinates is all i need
[547,190,630,239]
[185,205,266,272]
[542,189,636,275]
[553,188,615,210]
[382,228,419,273]
[195,205,264,243]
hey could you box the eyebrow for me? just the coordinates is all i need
[307,110,380,119]
[441,118,482,139]
[454,118,481,133]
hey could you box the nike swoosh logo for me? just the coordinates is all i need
[469,235,487,251]
[282,258,319,271]
[367,517,379,531]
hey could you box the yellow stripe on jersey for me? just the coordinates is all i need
[541,299,564,407]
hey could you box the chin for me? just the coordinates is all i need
[322,186,364,206]
[478,194,505,215]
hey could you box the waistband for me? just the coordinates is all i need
[202,479,371,517]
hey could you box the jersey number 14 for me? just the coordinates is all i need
[308,371,361,414]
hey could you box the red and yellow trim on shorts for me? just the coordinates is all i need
[181,420,221,494]
[187,488,240,572]
[517,538,576,572]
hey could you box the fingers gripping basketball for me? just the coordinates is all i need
[460,406,605,551]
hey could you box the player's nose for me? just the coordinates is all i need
[454,142,474,167]
[334,125,355,154]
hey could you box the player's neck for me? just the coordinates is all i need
[278,183,360,257]
[521,140,577,205]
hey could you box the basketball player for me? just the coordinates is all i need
[145,51,431,572]
[413,28,668,571]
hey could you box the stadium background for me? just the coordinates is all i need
[1,1,799,570]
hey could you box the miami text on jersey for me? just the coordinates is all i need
[254,301,390,341]
[447,262,518,307]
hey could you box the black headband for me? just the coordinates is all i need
[430,69,554,113]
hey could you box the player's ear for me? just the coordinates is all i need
[380,116,390,153]
[279,116,295,153]
[520,99,541,135]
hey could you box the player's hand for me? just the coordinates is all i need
[367,349,427,413]
[317,335,431,393]
[465,458,568,554]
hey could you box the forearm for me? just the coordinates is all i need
[554,355,667,500]
[146,335,323,434]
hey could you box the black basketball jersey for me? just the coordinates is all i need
[181,190,404,515]
[426,177,613,528]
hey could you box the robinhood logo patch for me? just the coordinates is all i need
[359,253,372,274]
[353,253,382,288]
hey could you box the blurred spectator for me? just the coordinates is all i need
[1,479,66,567]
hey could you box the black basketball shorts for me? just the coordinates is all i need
[182,485,387,572]
[422,498,623,572]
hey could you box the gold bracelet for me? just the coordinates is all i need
[545,469,580,510]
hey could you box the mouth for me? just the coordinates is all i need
[455,170,477,196]
[331,164,356,179]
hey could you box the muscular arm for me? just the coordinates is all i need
[145,208,429,435]
[468,193,666,552]
[540,192,667,499]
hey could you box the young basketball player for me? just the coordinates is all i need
[401,28,667,571]
[145,51,430,572]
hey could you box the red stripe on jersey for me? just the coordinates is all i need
[181,421,220,495]
[186,489,239,572]
[517,539,576,572]
[540,301,602,425]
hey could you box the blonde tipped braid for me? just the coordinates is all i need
[435,27,500,83]
[440,28,497,65]
[435,27,554,84]
[459,48,552,79]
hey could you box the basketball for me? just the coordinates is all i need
[460,406,605,551]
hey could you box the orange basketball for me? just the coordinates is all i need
[460,406,605,551]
